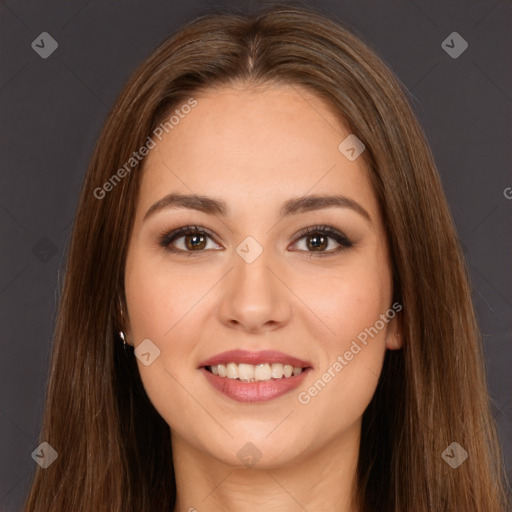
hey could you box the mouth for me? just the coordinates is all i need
[198,350,312,402]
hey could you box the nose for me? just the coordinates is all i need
[216,246,292,334]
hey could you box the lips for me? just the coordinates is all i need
[198,349,313,403]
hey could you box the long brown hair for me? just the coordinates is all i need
[23,4,509,511]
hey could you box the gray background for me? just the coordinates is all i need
[0,0,510,510]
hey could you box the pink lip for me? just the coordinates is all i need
[198,349,312,369]
[198,350,313,403]
[200,367,312,402]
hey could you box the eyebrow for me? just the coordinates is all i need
[143,193,372,223]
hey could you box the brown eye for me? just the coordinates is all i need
[184,233,207,250]
[159,225,221,255]
[305,233,329,251]
[292,225,353,257]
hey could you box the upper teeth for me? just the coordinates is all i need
[209,363,303,382]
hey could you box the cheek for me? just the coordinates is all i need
[294,254,392,346]
[124,255,204,433]
[125,249,211,343]
[124,250,217,411]
[290,253,391,429]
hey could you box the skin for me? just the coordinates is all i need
[123,83,402,512]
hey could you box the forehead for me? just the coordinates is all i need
[137,84,379,222]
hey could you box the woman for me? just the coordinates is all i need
[23,4,509,511]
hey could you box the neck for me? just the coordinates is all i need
[171,421,361,512]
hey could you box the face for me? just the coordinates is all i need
[124,84,401,469]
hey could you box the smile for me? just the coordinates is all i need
[199,350,312,402]
[206,362,303,381]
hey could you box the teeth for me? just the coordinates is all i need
[238,363,254,381]
[208,362,303,382]
[226,363,238,379]
[271,363,284,378]
[254,363,271,381]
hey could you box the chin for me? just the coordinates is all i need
[207,434,305,470]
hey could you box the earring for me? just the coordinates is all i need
[119,330,127,349]
[118,298,128,350]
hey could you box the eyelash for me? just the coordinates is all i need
[158,224,354,258]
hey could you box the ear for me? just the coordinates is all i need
[385,312,403,351]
